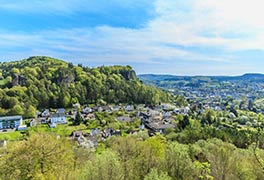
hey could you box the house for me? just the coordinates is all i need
[50,113,67,124]
[90,128,101,136]
[71,130,98,148]
[111,130,121,136]
[57,108,65,114]
[41,109,50,117]
[73,103,81,110]
[17,125,27,131]
[163,117,174,123]
[161,103,175,110]
[30,119,37,127]
[149,110,162,121]
[145,122,175,134]
[93,105,111,112]
[102,128,112,138]
[214,106,222,111]
[124,105,134,111]
[116,116,133,123]
[102,128,121,138]
[163,111,172,118]
[0,115,23,130]
[137,104,145,111]
[40,118,48,124]
[138,112,151,120]
[86,113,95,120]
[112,105,121,111]
[82,107,93,114]
[71,131,83,140]
[173,108,180,114]
[97,106,103,112]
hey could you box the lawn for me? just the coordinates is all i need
[0,123,91,141]
[28,124,89,137]
[0,131,23,140]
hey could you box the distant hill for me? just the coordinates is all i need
[138,73,264,83]
[239,73,264,80]
[0,56,170,117]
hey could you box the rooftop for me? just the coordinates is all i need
[51,113,65,118]
[0,115,22,121]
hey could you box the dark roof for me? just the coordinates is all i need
[51,113,65,118]
[117,116,133,122]
[0,115,22,121]
[57,108,65,113]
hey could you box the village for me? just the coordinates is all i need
[142,74,264,114]
[0,103,192,148]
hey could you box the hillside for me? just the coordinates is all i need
[0,56,170,117]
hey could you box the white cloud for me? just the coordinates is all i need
[152,0,264,51]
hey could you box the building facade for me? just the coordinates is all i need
[50,113,67,124]
[0,116,23,129]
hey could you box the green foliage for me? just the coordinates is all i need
[9,104,24,115]
[0,131,264,180]
[175,95,188,107]
[144,169,171,180]
[194,161,213,180]
[178,115,190,130]
[24,105,36,118]
[0,131,23,140]
[0,133,74,180]
[80,150,124,180]
[164,142,195,180]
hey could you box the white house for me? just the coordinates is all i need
[0,115,23,129]
[82,107,93,114]
[41,109,50,117]
[50,113,67,124]
[112,105,121,111]
[124,105,134,111]
[17,125,27,131]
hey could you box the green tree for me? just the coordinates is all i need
[198,139,237,180]
[0,133,74,180]
[175,95,188,107]
[81,150,124,180]
[201,109,216,125]
[73,111,83,125]
[178,115,190,130]
[144,168,171,180]
[24,105,36,118]
[9,104,24,115]
[164,142,195,180]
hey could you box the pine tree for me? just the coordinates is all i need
[73,111,83,125]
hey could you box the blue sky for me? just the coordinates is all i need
[1,0,264,75]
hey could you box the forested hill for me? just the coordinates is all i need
[0,56,170,117]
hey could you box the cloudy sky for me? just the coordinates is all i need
[1,0,264,75]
